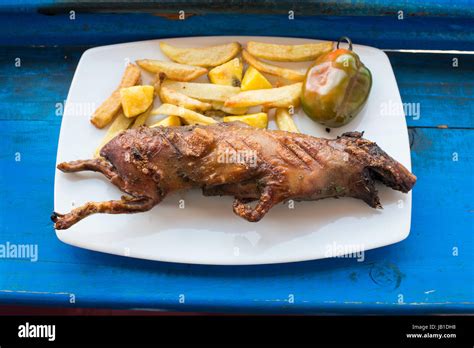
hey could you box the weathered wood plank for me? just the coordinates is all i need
[0,13,472,50]
[2,0,474,18]
[388,52,474,128]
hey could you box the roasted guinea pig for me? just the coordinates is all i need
[52,122,416,229]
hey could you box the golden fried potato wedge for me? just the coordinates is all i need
[159,42,241,67]
[224,82,302,108]
[94,111,134,157]
[264,92,301,109]
[208,58,243,86]
[223,112,268,129]
[247,41,333,62]
[150,115,182,127]
[275,108,299,133]
[162,80,240,102]
[120,85,154,118]
[131,105,153,128]
[241,66,272,91]
[91,63,141,128]
[160,87,212,112]
[211,101,248,115]
[136,59,207,81]
[152,72,166,96]
[242,50,305,82]
[152,103,217,125]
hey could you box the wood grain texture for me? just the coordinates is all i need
[0,44,472,313]
[2,0,474,18]
[0,12,472,50]
[389,52,474,129]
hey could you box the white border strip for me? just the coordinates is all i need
[383,49,474,54]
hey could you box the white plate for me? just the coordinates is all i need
[55,36,412,265]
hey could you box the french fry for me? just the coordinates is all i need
[265,91,301,109]
[131,105,153,128]
[241,66,272,91]
[94,111,134,157]
[275,108,299,133]
[223,113,268,129]
[162,80,240,102]
[159,42,241,67]
[242,50,305,82]
[152,103,217,125]
[160,86,212,112]
[136,59,207,81]
[224,82,302,108]
[120,85,154,118]
[247,41,333,62]
[131,75,163,127]
[150,116,182,127]
[152,72,166,96]
[211,101,247,115]
[208,58,243,86]
[91,63,141,128]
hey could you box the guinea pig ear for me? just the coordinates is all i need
[361,142,416,194]
[367,164,417,194]
[350,168,382,209]
[340,134,416,194]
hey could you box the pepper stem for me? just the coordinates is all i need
[337,36,353,51]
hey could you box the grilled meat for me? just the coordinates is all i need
[52,122,416,229]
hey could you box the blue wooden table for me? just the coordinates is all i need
[0,2,473,314]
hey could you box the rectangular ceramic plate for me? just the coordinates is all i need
[55,36,412,265]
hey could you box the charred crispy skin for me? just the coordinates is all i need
[52,122,416,229]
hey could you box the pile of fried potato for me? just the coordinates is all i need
[90,39,334,156]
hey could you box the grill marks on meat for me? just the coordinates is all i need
[52,122,416,229]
